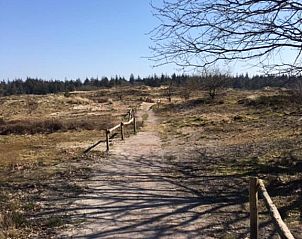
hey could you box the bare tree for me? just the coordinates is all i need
[166,78,174,102]
[180,78,195,100]
[199,69,229,100]
[151,0,302,75]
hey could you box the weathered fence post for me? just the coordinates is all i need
[120,122,124,140]
[106,129,110,151]
[133,116,137,134]
[250,177,259,239]
[258,180,295,239]
[128,109,132,120]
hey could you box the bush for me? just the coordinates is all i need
[0,117,113,135]
[238,94,296,107]
[0,119,64,135]
[96,98,109,103]
[64,91,71,97]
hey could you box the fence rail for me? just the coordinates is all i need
[105,115,136,151]
[249,177,295,239]
[84,109,137,153]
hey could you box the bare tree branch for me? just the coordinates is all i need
[150,0,302,75]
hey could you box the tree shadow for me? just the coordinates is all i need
[30,152,284,239]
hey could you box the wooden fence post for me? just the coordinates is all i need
[106,129,110,151]
[250,177,259,239]
[133,116,137,134]
[258,180,295,239]
[120,122,124,140]
[128,109,132,120]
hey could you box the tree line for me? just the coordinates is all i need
[0,73,301,97]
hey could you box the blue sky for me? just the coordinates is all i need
[0,0,177,80]
[2,0,285,81]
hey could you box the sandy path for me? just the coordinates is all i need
[60,103,212,239]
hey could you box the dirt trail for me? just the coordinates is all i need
[60,103,214,238]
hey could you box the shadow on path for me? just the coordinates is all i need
[35,103,279,238]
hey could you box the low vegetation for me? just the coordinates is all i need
[0,117,112,135]
[0,87,149,238]
[0,85,301,237]
[156,88,302,237]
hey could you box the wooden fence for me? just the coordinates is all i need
[105,112,136,151]
[249,177,295,239]
[84,109,136,153]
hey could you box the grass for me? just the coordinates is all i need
[44,216,65,228]
[0,130,107,171]
[1,86,301,237]
[163,116,207,128]
[156,88,302,234]
[0,144,95,238]
[142,113,149,121]
[0,190,30,239]
[0,87,148,238]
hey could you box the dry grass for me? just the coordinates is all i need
[156,88,302,236]
[0,130,106,170]
[0,116,114,135]
[0,86,148,238]
[0,190,27,239]
[2,86,301,237]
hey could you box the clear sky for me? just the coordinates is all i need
[0,0,177,81]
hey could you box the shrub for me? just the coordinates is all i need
[64,91,71,97]
[96,98,109,103]
[0,117,113,135]
[238,94,296,107]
